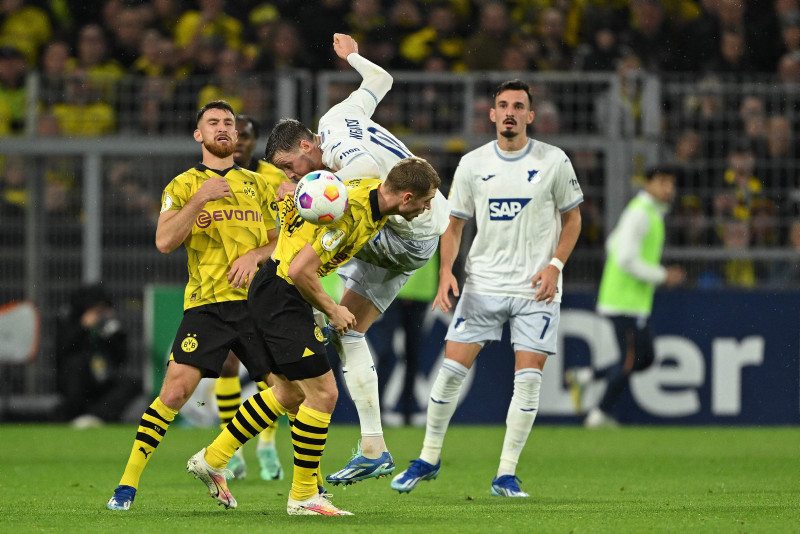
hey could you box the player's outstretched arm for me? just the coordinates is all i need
[432,215,466,312]
[289,244,357,334]
[332,33,392,103]
[155,177,231,253]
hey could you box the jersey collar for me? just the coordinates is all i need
[195,163,242,176]
[369,188,382,221]
[493,139,533,161]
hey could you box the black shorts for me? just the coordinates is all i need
[170,301,271,380]
[248,259,331,381]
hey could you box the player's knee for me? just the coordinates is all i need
[159,384,193,410]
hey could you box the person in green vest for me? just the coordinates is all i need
[566,166,685,428]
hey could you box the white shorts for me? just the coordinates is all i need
[445,292,560,355]
[338,225,438,313]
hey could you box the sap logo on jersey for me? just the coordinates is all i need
[489,198,531,220]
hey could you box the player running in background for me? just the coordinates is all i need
[214,114,288,482]
[187,157,441,516]
[566,167,685,428]
[106,100,277,511]
[264,33,450,486]
[391,80,583,498]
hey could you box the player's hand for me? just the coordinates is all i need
[664,265,686,287]
[532,265,560,304]
[328,304,356,335]
[432,270,459,313]
[333,33,358,60]
[276,181,297,201]
[228,251,259,289]
[198,177,232,203]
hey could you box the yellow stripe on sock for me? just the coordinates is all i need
[290,405,330,501]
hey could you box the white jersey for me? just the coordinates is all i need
[449,139,583,302]
[318,87,450,241]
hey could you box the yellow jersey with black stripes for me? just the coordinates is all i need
[160,163,273,310]
[274,178,386,282]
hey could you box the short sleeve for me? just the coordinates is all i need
[448,161,475,220]
[160,177,186,214]
[551,154,584,213]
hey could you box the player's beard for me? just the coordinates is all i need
[204,138,236,159]
[500,129,519,139]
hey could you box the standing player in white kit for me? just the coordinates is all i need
[264,33,450,485]
[391,79,583,498]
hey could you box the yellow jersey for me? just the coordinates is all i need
[160,164,274,310]
[251,159,288,223]
[274,178,387,282]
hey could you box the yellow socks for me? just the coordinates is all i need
[119,397,177,488]
[290,405,330,501]
[215,376,242,430]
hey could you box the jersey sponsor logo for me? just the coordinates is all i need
[181,334,198,353]
[489,198,531,220]
[328,250,352,267]
[339,147,361,160]
[320,229,346,251]
[527,169,540,184]
[331,142,342,150]
[481,174,496,181]
[196,209,263,228]
[569,177,580,190]
[160,193,173,213]
[345,118,363,139]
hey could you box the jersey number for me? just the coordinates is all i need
[539,316,551,340]
[367,126,412,159]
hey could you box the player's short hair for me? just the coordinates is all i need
[196,100,235,125]
[264,118,315,163]
[385,157,441,196]
[236,114,260,139]
[645,165,679,181]
[493,79,533,107]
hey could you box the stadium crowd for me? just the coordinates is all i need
[1,0,800,288]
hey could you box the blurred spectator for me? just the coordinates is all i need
[569,149,604,248]
[400,5,466,71]
[594,53,651,137]
[573,19,627,72]
[0,0,52,66]
[173,0,243,62]
[197,46,245,113]
[528,7,573,72]
[343,0,386,46]
[702,29,753,76]
[667,127,708,202]
[66,23,125,104]
[750,197,779,247]
[625,0,682,72]
[500,44,532,72]
[712,142,765,227]
[471,95,494,134]
[719,219,757,287]
[672,194,714,246]
[682,75,729,163]
[107,6,148,69]
[0,155,26,217]
[0,45,27,135]
[39,40,70,108]
[252,21,313,71]
[152,0,182,37]
[532,99,561,136]
[55,284,140,426]
[242,3,281,70]
[463,2,513,72]
[51,72,115,136]
[768,219,800,285]
[760,115,796,189]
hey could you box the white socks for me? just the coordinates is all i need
[419,359,469,465]
[497,368,542,477]
[339,331,383,438]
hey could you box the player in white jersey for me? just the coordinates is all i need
[264,34,450,486]
[391,79,583,498]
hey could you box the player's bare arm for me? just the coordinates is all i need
[432,215,466,313]
[155,177,232,253]
[333,33,358,60]
[228,229,277,289]
[532,205,582,303]
[288,244,357,334]
[276,181,297,201]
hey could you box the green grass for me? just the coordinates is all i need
[0,424,798,533]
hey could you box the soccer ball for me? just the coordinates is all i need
[294,170,349,225]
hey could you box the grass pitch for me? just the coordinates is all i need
[0,424,798,533]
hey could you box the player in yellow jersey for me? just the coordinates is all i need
[214,114,289,482]
[107,101,278,511]
[187,156,441,516]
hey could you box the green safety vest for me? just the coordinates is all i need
[597,195,664,315]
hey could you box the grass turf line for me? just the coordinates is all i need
[0,424,798,533]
